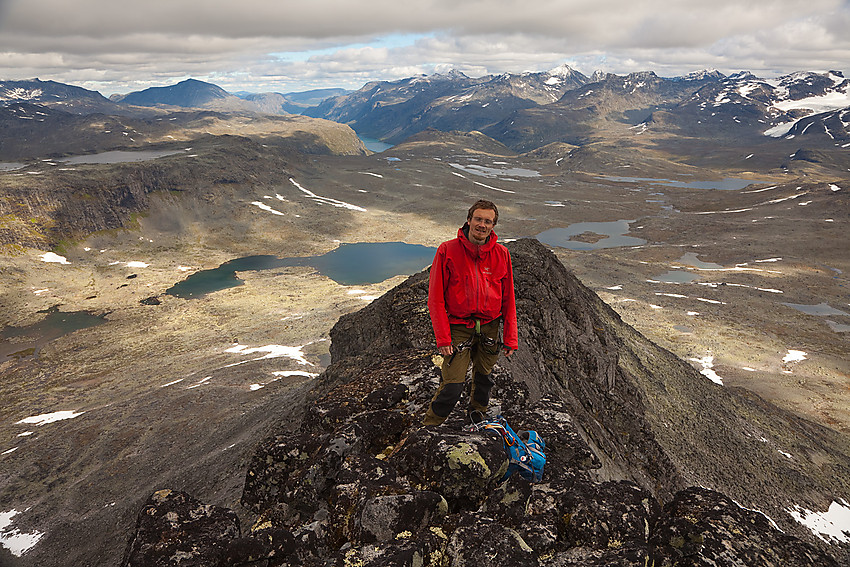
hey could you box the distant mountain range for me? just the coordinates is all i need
[304,65,590,144]
[0,77,349,116]
[305,66,850,151]
[2,66,848,156]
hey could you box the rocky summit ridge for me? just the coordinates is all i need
[121,239,849,566]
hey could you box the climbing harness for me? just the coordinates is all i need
[446,318,504,366]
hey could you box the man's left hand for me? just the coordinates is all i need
[503,348,514,358]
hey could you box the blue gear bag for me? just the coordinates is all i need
[471,415,546,482]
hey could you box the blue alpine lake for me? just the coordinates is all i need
[536,220,647,250]
[357,135,395,153]
[1,307,107,358]
[167,241,436,299]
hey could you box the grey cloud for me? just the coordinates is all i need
[1,0,848,94]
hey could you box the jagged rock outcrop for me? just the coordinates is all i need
[122,238,848,566]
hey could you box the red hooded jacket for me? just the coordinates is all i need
[428,225,518,350]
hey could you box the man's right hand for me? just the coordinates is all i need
[438,345,454,356]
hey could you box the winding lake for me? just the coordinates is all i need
[167,241,436,299]
[536,220,647,250]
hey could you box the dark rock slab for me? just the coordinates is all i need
[122,489,239,567]
[651,487,840,567]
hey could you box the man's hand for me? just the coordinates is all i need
[439,345,454,356]
[503,347,515,358]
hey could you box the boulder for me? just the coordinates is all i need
[391,427,509,511]
[122,489,239,567]
[447,513,539,567]
[651,487,840,566]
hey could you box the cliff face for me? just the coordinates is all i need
[122,239,849,566]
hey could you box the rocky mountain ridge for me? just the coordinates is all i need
[122,239,849,566]
[303,65,591,144]
[304,67,849,159]
[0,78,120,114]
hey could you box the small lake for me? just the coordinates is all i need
[782,302,850,317]
[1,307,107,359]
[167,241,436,299]
[60,149,186,165]
[358,136,394,153]
[536,220,646,251]
[597,175,765,191]
[450,163,541,178]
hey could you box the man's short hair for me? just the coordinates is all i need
[467,199,499,225]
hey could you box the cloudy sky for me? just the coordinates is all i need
[1,0,848,96]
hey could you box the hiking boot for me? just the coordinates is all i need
[468,409,488,424]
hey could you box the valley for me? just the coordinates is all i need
[0,70,848,565]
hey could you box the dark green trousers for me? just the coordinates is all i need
[424,319,501,425]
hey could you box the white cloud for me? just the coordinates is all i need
[0,1,847,94]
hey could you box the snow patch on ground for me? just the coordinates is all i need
[0,510,44,557]
[224,343,314,366]
[15,410,85,426]
[39,252,69,264]
[788,499,850,544]
[782,350,807,364]
[689,354,723,385]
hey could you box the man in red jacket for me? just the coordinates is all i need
[423,199,518,426]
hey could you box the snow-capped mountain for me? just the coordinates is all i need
[656,70,850,141]
[484,70,726,151]
[304,65,589,144]
[0,78,118,113]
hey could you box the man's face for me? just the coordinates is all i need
[468,208,496,243]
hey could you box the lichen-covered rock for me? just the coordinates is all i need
[447,513,539,567]
[557,478,657,551]
[241,431,328,513]
[390,427,509,511]
[335,527,449,567]
[651,487,840,567]
[121,489,240,567]
[541,545,651,566]
[357,490,448,542]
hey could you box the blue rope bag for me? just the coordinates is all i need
[472,416,546,483]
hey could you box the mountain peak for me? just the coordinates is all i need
[117,78,231,108]
[434,69,469,80]
[547,63,580,78]
[681,69,725,81]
